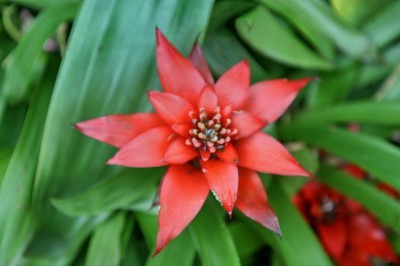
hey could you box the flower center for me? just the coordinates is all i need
[185,106,238,156]
[318,196,343,224]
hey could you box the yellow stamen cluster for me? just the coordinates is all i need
[185,106,238,154]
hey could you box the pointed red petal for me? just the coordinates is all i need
[163,138,198,164]
[316,220,347,260]
[216,143,238,163]
[235,132,311,177]
[215,61,250,109]
[230,111,267,139]
[197,85,218,113]
[188,43,214,84]
[200,160,238,215]
[75,113,165,148]
[236,168,281,236]
[156,29,206,104]
[171,124,191,137]
[155,164,209,255]
[245,78,314,123]
[107,126,174,167]
[148,91,194,125]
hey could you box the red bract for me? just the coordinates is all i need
[294,180,398,265]
[75,29,313,254]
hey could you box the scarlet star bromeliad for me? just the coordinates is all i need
[75,29,313,254]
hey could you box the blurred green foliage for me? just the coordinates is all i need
[0,0,399,265]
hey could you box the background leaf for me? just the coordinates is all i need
[51,168,162,216]
[280,124,400,190]
[2,2,78,104]
[85,212,126,266]
[189,199,241,266]
[236,6,333,70]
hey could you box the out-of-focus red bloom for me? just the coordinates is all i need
[341,164,365,179]
[377,183,400,199]
[76,29,313,254]
[294,179,398,266]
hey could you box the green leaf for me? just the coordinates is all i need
[317,164,400,234]
[246,180,332,266]
[363,0,400,48]
[291,147,319,175]
[2,2,79,104]
[135,212,196,266]
[203,28,272,82]
[208,0,255,31]
[279,124,400,191]
[357,42,400,87]
[332,0,390,26]
[256,1,335,60]
[307,62,359,108]
[229,222,263,261]
[189,200,241,266]
[297,101,400,125]
[9,0,80,9]
[260,0,376,60]
[28,0,214,263]
[85,212,126,266]
[375,64,400,101]
[0,149,12,184]
[236,6,333,70]
[51,168,162,216]
[0,59,55,265]
[0,103,26,149]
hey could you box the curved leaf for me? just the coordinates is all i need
[0,62,55,264]
[51,168,162,216]
[135,212,196,266]
[297,101,400,125]
[85,212,126,266]
[2,2,78,103]
[189,200,241,266]
[280,124,400,190]
[236,7,333,70]
[260,0,376,59]
[363,0,400,48]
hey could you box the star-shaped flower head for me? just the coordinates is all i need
[75,29,314,255]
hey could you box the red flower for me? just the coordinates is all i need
[294,180,398,265]
[75,29,313,254]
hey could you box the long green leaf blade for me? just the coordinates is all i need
[51,168,162,216]
[189,200,241,266]
[2,2,78,103]
[260,0,375,59]
[85,212,126,266]
[297,101,400,125]
[280,125,400,190]
[0,61,55,264]
[236,7,333,70]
